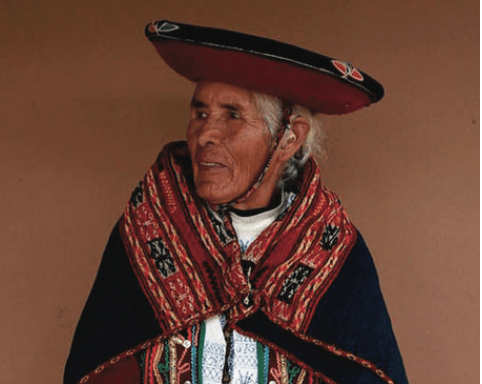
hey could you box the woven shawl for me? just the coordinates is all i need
[65,140,410,384]
[120,141,356,336]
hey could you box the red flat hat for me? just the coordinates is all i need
[145,20,384,115]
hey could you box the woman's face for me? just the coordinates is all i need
[186,81,275,208]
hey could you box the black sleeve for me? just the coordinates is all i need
[63,221,162,384]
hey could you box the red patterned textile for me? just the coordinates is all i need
[66,140,409,384]
[120,141,357,337]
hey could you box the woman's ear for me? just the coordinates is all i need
[278,116,311,161]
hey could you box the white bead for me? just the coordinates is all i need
[183,340,191,348]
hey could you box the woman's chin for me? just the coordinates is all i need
[195,184,236,205]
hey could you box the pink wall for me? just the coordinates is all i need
[1,0,478,383]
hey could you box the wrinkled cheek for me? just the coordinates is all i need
[240,159,264,185]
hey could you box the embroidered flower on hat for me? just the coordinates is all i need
[332,60,364,81]
[149,21,180,34]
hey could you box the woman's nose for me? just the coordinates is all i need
[197,116,224,146]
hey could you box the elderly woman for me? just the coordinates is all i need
[64,20,409,384]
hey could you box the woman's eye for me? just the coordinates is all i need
[230,111,240,119]
[196,110,207,118]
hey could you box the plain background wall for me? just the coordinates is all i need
[1,0,479,383]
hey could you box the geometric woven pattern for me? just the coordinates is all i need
[120,141,357,335]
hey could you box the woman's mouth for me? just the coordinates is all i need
[199,162,224,168]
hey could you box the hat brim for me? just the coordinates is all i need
[145,20,384,115]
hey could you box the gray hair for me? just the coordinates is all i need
[252,92,325,188]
